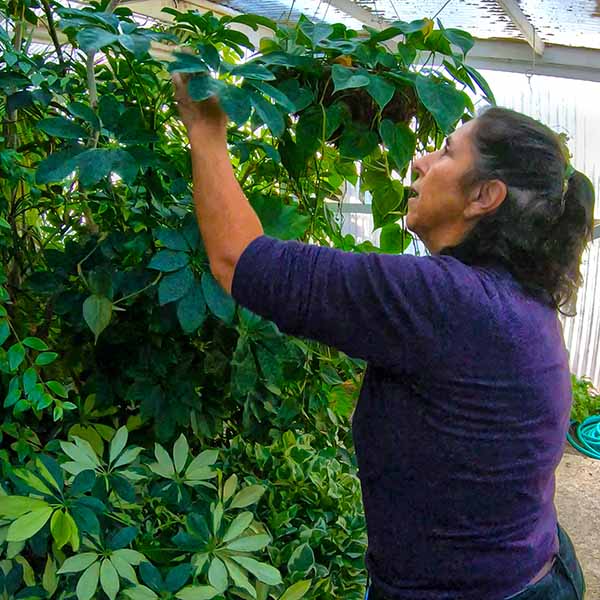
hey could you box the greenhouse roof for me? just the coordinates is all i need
[122,0,600,82]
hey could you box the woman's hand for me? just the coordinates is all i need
[172,72,228,143]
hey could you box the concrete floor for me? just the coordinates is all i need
[555,445,600,599]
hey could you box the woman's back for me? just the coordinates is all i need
[351,256,571,599]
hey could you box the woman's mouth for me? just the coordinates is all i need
[407,187,419,201]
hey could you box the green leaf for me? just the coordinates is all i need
[76,28,119,52]
[76,148,137,186]
[250,81,296,112]
[299,19,333,47]
[68,101,100,129]
[148,250,189,272]
[168,52,209,74]
[188,75,222,101]
[83,295,113,343]
[154,442,175,477]
[57,553,99,574]
[287,543,315,575]
[47,380,68,398]
[415,74,467,134]
[372,178,404,230]
[380,223,410,253]
[155,228,189,252]
[14,468,54,494]
[225,534,270,552]
[50,509,75,549]
[119,32,150,58]
[223,511,253,543]
[277,80,314,113]
[279,580,311,600]
[24,367,38,394]
[176,586,219,600]
[165,563,192,593]
[43,556,58,596]
[442,26,474,56]
[123,586,159,600]
[113,446,143,469]
[0,216,10,229]
[185,449,218,480]
[217,85,252,124]
[201,272,235,324]
[140,561,164,592]
[367,75,395,110]
[173,434,189,474]
[7,506,54,541]
[109,426,129,464]
[176,281,206,334]
[60,438,101,469]
[331,64,370,93]
[112,549,146,566]
[379,120,416,173]
[230,484,265,509]
[76,561,101,600]
[0,496,49,518]
[251,93,285,138]
[230,63,275,81]
[158,266,194,305]
[35,351,58,366]
[222,474,238,503]
[110,554,137,583]
[36,147,81,184]
[208,557,228,593]
[338,123,378,160]
[464,65,496,104]
[22,337,49,351]
[8,343,25,371]
[37,117,87,140]
[109,526,138,550]
[230,556,282,585]
[228,13,277,31]
[0,319,9,344]
[100,558,120,600]
[250,195,309,240]
[222,558,255,597]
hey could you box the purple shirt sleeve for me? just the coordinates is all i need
[231,235,479,372]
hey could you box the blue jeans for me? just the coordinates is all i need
[365,524,586,599]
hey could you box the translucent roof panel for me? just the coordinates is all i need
[519,0,600,49]
[351,0,523,40]
[221,0,364,29]
[218,0,600,50]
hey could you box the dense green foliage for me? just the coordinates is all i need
[0,0,496,597]
[571,374,600,423]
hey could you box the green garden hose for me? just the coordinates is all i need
[566,416,600,460]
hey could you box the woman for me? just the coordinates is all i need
[173,72,592,599]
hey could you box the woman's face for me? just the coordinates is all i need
[407,119,479,253]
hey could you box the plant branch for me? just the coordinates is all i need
[40,0,66,70]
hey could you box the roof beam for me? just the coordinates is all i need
[495,0,544,55]
[465,38,600,83]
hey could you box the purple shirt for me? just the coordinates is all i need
[231,235,569,600]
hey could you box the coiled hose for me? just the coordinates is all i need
[566,416,600,459]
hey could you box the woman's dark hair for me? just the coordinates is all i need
[440,106,595,315]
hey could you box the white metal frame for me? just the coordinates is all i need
[495,0,544,55]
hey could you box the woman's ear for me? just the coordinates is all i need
[465,179,507,220]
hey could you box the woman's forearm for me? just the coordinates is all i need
[188,127,263,294]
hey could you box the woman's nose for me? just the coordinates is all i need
[412,155,425,178]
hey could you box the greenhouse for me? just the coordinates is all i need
[1,0,599,599]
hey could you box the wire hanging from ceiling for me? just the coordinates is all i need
[433,0,453,20]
